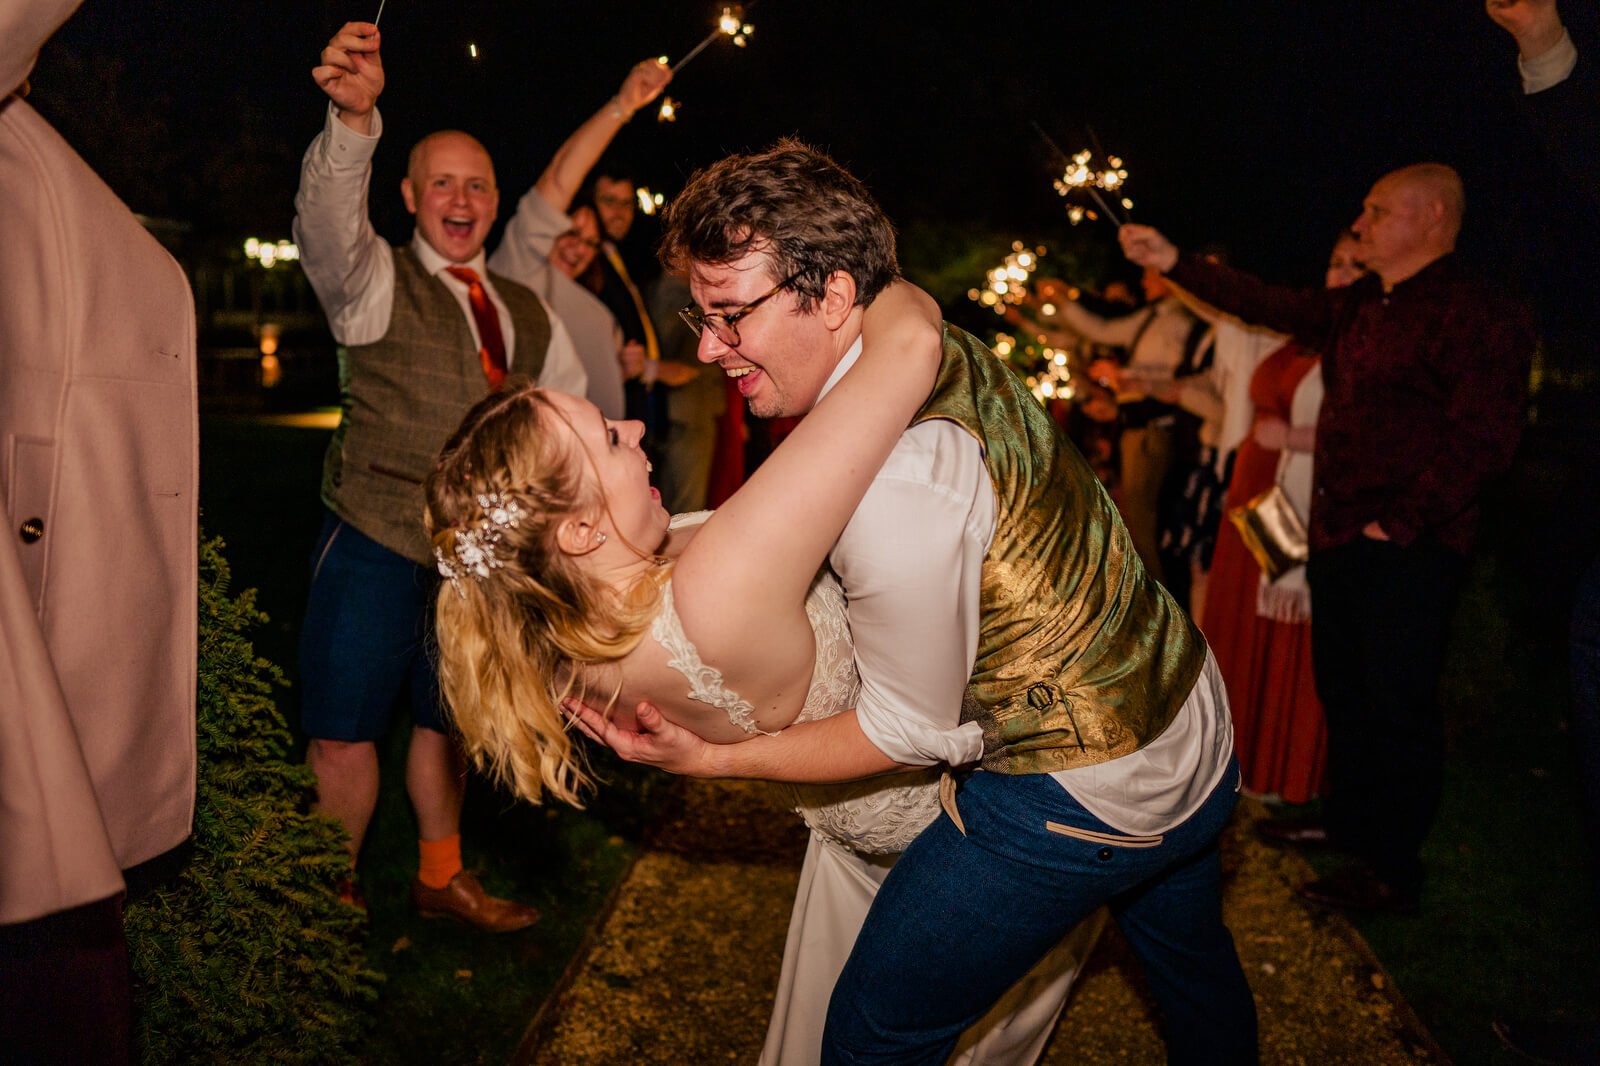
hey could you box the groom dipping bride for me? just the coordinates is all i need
[430,141,1258,1065]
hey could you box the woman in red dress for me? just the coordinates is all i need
[1201,233,1364,803]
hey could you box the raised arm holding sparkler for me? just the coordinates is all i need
[312,21,383,136]
[535,58,672,214]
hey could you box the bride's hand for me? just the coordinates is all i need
[860,280,943,385]
[565,698,717,776]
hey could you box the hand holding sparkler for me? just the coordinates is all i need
[1118,223,1179,274]
[314,22,384,135]
[614,57,672,120]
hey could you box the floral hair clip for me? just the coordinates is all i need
[434,492,524,596]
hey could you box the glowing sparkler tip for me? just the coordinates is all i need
[657,97,679,122]
[636,187,666,215]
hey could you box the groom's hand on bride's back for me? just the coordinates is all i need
[564,698,718,776]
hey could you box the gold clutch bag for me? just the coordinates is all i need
[1226,483,1308,582]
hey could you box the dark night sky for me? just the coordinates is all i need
[29,1,1593,293]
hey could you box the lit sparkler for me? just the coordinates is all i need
[636,187,667,215]
[1052,149,1130,226]
[659,4,758,120]
[967,242,1047,315]
[990,330,1077,405]
[1032,122,1133,227]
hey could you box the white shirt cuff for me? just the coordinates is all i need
[322,101,382,166]
[856,710,986,768]
[1520,29,1578,94]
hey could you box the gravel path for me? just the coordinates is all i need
[515,780,1447,1065]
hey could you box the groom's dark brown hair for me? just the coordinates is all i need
[658,138,900,311]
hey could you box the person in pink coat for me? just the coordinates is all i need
[0,1,198,1060]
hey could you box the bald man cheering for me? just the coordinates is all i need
[291,22,587,930]
[1122,164,1534,915]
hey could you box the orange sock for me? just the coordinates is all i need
[417,834,463,890]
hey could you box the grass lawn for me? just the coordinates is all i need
[200,414,670,1065]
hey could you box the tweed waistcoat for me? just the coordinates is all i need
[914,324,1206,774]
[321,245,551,564]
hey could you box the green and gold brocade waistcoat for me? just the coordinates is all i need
[914,324,1206,774]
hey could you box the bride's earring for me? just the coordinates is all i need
[593,531,607,546]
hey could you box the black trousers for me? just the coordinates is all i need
[0,894,131,1065]
[1307,538,1465,893]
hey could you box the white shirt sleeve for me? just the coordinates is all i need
[488,185,567,292]
[291,104,395,346]
[1520,29,1579,94]
[830,419,993,767]
[533,304,589,397]
[1050,300,1147,347]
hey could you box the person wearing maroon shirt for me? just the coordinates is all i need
[1121,164,1535,914]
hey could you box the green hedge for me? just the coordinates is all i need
[125,533,381,1063]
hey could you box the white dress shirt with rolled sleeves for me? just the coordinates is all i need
[292,104,587,397]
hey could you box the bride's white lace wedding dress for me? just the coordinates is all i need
[651,513,1102,1066]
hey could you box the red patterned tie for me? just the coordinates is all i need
[444,265,508,390]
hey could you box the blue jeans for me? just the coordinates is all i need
[823,762,1257,1065]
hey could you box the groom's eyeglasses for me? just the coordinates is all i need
[679,271,802,348]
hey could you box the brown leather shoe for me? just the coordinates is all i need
[1255,815,1331,849]
[411,871,539,933]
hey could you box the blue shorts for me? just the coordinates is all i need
[298,511,447,741]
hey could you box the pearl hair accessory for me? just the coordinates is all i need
[435,492,524,596]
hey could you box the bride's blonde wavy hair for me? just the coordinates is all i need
[424,379,667,807]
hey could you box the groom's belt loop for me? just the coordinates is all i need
[939,770,968,836]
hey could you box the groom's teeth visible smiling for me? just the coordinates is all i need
[725,366,756,378]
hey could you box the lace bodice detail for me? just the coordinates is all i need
[650,513,941,855]
[650,579,777,738]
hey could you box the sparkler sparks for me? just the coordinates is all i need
[1031,123,1133,227]
[660,4,758,120]
[967,242,1047,314]
[1053,149,1131,226]
[635,187,667,215]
